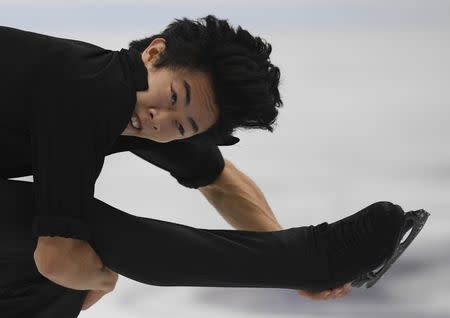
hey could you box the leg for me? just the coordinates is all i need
[1,179,313,290]
[0,178,87,318]
[81,189,425,293]
[1,178,424,295]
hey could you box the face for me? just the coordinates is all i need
[121,38,219,143]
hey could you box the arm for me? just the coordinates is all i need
[28,42,131,290]
[34,236,117,292]
[199,159,283,232]
[30,83,111,290]
[31,94,113,291]
[199,160,353,300]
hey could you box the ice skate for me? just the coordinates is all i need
[351,208,430,288]
[297,201,430,293]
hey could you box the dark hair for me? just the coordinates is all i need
[129,15,283,145]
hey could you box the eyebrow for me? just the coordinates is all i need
[183,80,199,134]
[183,80,191,106]
[188,117,198,134]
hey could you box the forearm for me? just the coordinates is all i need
[199,160,283,232]
[36,237,116,291]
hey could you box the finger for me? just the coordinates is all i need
[325,285,350,299]
[301,291,324,301]
[326,287,343,297]
[82,296,100,310]
[82,291,97,309]
[327,289,342,298]
[328,289,343,300]
[298,289,344,301]
[304,293,323,300]
[333,285,347,292]
[332,292,347,300]
[297,290,314,300]
[312,290,328,299]
[82,294,98,310]
[339,285,351,297]
[336,283,350,290]
[334,288,351,299]
[318,290,333,300]
[296,290,311,298]
[297,290,322,300]
[342,287,352,296]
[335,284,351,294]
[82,290,107,311]
[326,293,337,300]
[334,291,344,299]
[334,287,348,296]
[328,293,340,300]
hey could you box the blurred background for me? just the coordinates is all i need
[3,0,450,317]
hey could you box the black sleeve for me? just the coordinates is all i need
[0,26,131,242]
[29,86,107,242]
[28,49,132,241]
[130,141,225,189]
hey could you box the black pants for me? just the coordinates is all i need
[0,178,329,318]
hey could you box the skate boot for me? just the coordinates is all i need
[351,207,429,288]
[301,201,429,292]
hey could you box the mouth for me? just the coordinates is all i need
[128,112,142,131]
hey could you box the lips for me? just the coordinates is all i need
[130,112,142,130]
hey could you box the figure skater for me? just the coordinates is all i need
[0,15,429,317]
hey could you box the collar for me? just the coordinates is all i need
[119,48,149,92]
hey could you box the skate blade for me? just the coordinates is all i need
[351,209,430,288]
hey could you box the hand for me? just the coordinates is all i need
[296,282,352,301]
[81,267,119,311]
[100,266,119,292]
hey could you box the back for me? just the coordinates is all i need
[0,25,114,132]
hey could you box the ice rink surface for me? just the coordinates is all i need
[3,1,449,317]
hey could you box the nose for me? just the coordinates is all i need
[148,108,160,132]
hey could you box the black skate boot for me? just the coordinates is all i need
[351,207,429,288]
[300,201,429,292]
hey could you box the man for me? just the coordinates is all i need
[0,15,425,316]
[92,15,354,303]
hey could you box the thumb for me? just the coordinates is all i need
[81,290,108,311]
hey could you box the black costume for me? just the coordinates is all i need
[0,26,426,318]
[0,25,238,243]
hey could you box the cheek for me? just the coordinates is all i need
[146,77,165,101]
[146,89,165,106]
[150,119,177,141]
[156,134,176,143]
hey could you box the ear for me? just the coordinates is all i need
[142,38,166,66]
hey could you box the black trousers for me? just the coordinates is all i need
[0,178,329,318]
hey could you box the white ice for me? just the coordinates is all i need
[5,1,450,317]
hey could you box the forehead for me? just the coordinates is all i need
[171,68,219,132]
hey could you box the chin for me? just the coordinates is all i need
[154,137,173,143]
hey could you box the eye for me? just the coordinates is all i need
[177,122,185,136]
[171,87,177,104]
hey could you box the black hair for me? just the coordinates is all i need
[129,15,282,145]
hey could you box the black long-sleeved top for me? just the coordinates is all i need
[0,26,239,242]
